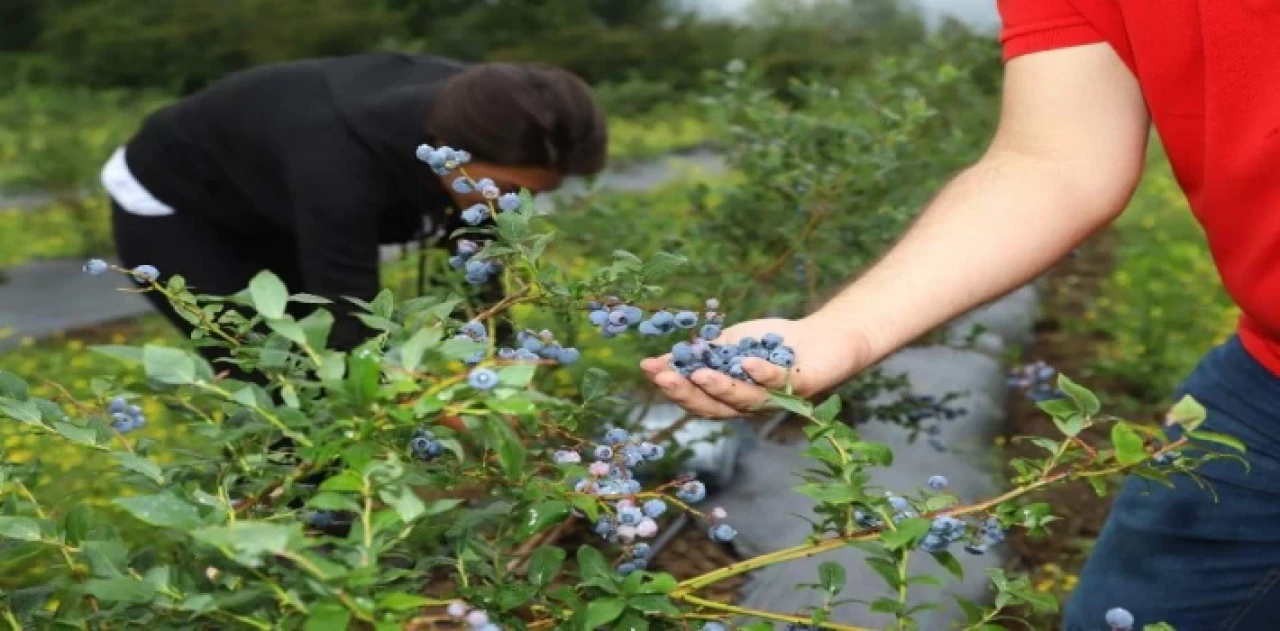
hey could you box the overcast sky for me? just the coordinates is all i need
[682,0,1001,32]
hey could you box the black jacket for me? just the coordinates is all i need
[125,52,468,344]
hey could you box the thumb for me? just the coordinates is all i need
[741,357,789,390]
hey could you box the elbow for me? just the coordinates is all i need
[981,142,1146,225]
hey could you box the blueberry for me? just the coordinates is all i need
[761,333,783,349]
[649,311,675,328]
[451,178,473,194]
[927,475,949,490]
[608,309,632,326]
[700,324,722,340]
[467,368,499,391]
[1104,607,1134,630]
[410,436,432,453]
[107,396,128,414]
[709,524,737,542]
[132,265,160,282]
[557,348,581,364]
[768,348,795,367]
[631,543,652,558]
[83,259,109,276]
[460,204,489,226]
[639,442,664,460]
[705,298,721,311]
[677,480,706,503]
[498,192,521,212]
[617,562,638,576]
[514,349,539,361]
[456,239,479,256]
[604,428,630,445]
[594,446,613,460]
[704,623,727,631]
[637,321,662,336]
[460,320,487,339]
[674,311,699,329]
[642,499,667,519]
[617,506,643,526]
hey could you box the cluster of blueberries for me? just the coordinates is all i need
[669,332,796,383]
[1006,360,1063,402]
[417,144,525,285]
[586,297,726,341]
[83,259,160,283]
[559,427,734,576]
[456,322,583,391]
[449,239,503,286]
[106,396,147,434]
[850,475,1009,557]
[445,601,501,631]
[409,426,446,461]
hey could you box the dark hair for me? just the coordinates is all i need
[428,63,608,176]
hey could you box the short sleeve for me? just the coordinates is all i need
[997,0,1106,62]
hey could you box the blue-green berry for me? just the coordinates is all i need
[83,259,109,275]
[468,368,499,391]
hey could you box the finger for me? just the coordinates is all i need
[689,368,771,411]
[651,370,747,419]
[640,355,671,377]
[741,358,790,390]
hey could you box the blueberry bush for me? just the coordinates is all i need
[0,140,1247,631]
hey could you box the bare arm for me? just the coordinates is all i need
[642,43,1152,417]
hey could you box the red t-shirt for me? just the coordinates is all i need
[998,0,1280,377]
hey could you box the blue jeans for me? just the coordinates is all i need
[1064,336,1280,630]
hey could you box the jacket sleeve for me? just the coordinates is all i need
[285,149,387,352]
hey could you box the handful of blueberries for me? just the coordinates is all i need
[668,332,797,384]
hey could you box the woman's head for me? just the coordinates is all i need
[428,62,608,195]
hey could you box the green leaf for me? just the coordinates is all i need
[499,363,538,388]
[794,482,860,504]
[581,368,611,401]
[1056,374,1101,416]
[0,370,29,400]
[0,397,42,425]
[1166,394,1207,430]
[1188,430,1246,453]
[143,346,196,385]
[1110,422,1147,465]
[635,572,678,595]
[488,419,527,480]
[813,395,842,422]
[299,308,335,348]
[528,546,566,588]
[290,293,333,304]
[304,602,352,631]
[377,592,435,612]
[265,317,308,346]
[400,326,444,372]
[576,545,612,582]
[63,505,93,545]
[582,598,626,630]
[881,518,932,550]
[864,557,901,590]
[1035,397,1077,420]
[0,517,44,542]
[518,500,570,538]
[768,392,813,417]
[113,494,203,530]
[613,613,650,631]
[627,595,681,615]
[51,421,97,446]
[440,336,485,362]
[191,522,295,568]
[1052,414,1085,438]
[378,486,426,523]
[82,577,156,604]
[818,561,846,595]
[931,550,964,580]
[249,270,289,320]
[113,453,164,484]
[89,344,145,364]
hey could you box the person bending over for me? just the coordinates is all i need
[102,52,607,377]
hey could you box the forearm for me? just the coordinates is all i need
[809,149,1128,369]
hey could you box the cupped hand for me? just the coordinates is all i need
[639,317,873,419]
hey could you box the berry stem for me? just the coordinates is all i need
[677,594,872,631]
